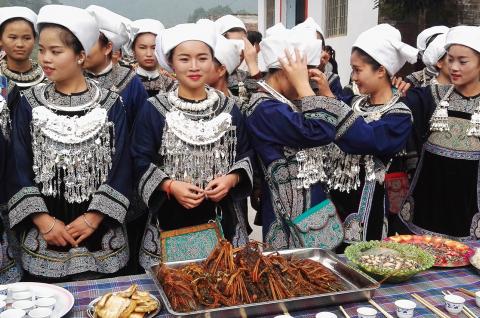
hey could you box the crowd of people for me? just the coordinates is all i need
[0,4,478,283]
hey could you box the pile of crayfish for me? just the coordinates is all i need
[156,240,345,312]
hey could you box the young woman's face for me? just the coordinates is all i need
[436,55,450,81]
[447,44,480,87]
[38,27,84,83]
[83,37,111,72]
[350,50,386,95]
[0,19,35,62]
[205,61,226,87]
[170,40,213,90]
[133,33,157,71]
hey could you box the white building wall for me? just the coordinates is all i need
[323,0,378,86]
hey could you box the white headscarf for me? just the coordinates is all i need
[155,22,216,73]
[37,5,99,54]
[265,23,286,37]
[214,15,246,35]
[0,6,37,32]
[132,19,164,38]
[416,25,449,52]
[260,27,323,70]
[422,33,447,69]
[353,23,418,76]
[445,25,480,54]
[292,17,324,38]
[214,35,244,74]
[85,5,130,51]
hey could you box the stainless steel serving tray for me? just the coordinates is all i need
[147,248,380,318]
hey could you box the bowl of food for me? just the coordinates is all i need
[345,241,435,283]
[86,284,161,318]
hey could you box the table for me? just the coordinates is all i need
[58,250,480,318]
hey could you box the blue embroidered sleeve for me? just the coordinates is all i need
[121,75,149,131]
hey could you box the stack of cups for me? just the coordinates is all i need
[0,285,56,318]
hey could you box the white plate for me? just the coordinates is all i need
[7,283,74,318]
[86,294,161,318]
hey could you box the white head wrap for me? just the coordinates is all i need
[132,19,164,39]
[37,5,99,54]
[214,15,246,35]
[214,35,243,74]
[260,27,323,70]
[0,6,37,32]
[353,23,418,75]
[265,23,286,38]
[292,17,325,38]
[445,25,480,54]
[422,33,447,69]
[416,25,449,51]
[155,22,216,73]
[85,5,131,51]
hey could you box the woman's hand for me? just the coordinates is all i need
[204,173,239,203]
[391,76,411,96]
[168,181,204,209]
[32,213,77,247]
[279,48,315,98]
[308,68,335,98]
[242,37,260,76]
[66,212,104,246]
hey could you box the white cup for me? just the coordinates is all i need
[7,286,28,300]
[33,290,53,301]
[34,298,55,311]
[316,312,337,318]
[11,301,34,313]
[475,291,480,308]
[28,308,52,318]
[444,294,465,315]
[0,309,26,318]
[357,307,377,318]
[394,299,416,318]
[12,293,33,302]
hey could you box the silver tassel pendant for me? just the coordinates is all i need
[467,101,480,137]
[430,100,450,132]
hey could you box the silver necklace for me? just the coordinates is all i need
[0,59,44,87]
[352,92,401,121]
[37,79,102,112]
[167,87,219,112]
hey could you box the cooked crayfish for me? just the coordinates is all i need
[156,240,345,312]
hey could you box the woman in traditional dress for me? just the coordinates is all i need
[324,24,414,243]
[422,33,451,86]
[131,19,175,97]
[84,5,148,131]
[132,22,253,268]
[7,5,131,281]
[397,26,480,240]
[0,7,44,93]
[245,27,351,250]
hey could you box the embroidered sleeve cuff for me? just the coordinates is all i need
[383,102,413,120]
[8,186,48,228]
[88,184,130,223]
[228,157,253,200]
[138,163,169,207]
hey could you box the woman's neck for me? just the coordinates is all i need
[6,57,32,73]
[89,58,111,75]
[178,84,207,101]
[369,82,393,105]
[456,80,480,97]
[211,78,230,96]
[55,72,88,95]
[436,72,450,85]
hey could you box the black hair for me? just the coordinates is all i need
[325,45,338,74]
[224,27,247,38]
[98,32,113,58]
[0,17,36,39]
[351,47,382,71]
[131,32,156,50]
[39,23,84,54]
[247,30,262,45]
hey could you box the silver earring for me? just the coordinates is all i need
[77,60,83,64]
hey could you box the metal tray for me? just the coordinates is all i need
[147,248,380,318]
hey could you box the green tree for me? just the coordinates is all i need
[188,5,238,22]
